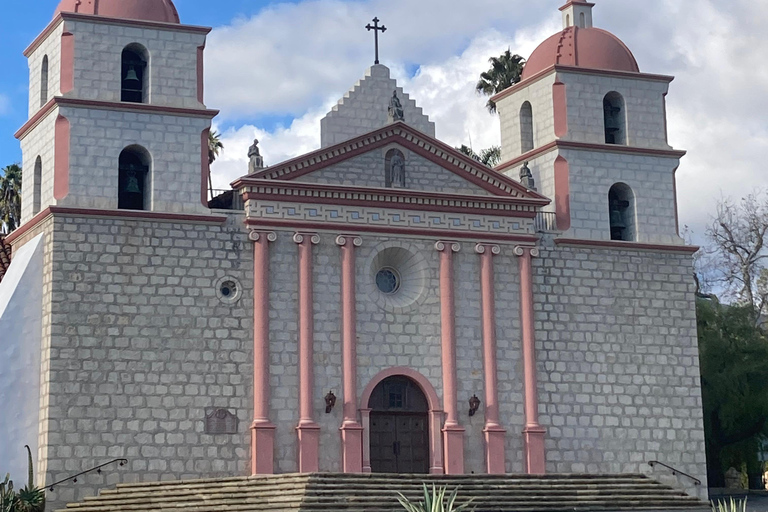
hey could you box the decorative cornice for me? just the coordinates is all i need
[240,122,548,201]
[25,13,211,57]
[248,231,277,243]
[474,243,501,255]
[435,241,461,253]
[335,235,363,247]
[293,233,321,245]
[555,238,699,254]
[16,98,218,140]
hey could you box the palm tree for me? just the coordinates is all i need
[0,164,22,234]
[476,50,526,113]
[456,145,501,168]
[207,130,224,200]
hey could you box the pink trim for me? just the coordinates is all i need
[552,80,568,138]
[16,98,218,140]
[244,218,541,244]
[251,232,275,475]
[23,17,65,58]
[338,236,363,473]
[673,167,680,236]
[555,238,699,254]
[360,367,445,475]
[554,156,571,231]
[197,45,205,104]
[296,233,320,472]
[54,115,70,200]
[201,128,210,207]
[662,92,669,145]
[477,244,506,474]
[517,247,546,475]
[60,32,75,94]
[437,242,464,475]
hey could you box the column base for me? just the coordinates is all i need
[442,424,465,475]
[340,421,364,473]
[297,422,321,473]
[523,425,547,475]
[251,421,276,475]
[483,425,507,474]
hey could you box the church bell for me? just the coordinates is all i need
[124,65,140,86]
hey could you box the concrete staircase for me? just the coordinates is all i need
[58,473,710,512]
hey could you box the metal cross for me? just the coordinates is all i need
[365,17,387,65]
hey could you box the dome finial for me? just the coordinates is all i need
[560,0,595,29]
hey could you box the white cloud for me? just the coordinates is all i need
[0,94,9,116]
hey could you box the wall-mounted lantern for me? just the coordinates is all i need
[325,391,337,413]
[469,394,481,417]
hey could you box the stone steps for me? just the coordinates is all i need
[58,473,709,512]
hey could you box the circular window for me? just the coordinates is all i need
[375,267,401,294]
[220,281,237,298]
[215,276,243,305]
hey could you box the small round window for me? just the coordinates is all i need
[375,268,401,294]
[220,281,237,298]
[216,276,243,305]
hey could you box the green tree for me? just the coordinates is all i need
[697,298,768,487]
[476,49,526,113]
[0,164,22,234]
[207,130,224,200]
[0,446,45,512]
[456,145,501,168]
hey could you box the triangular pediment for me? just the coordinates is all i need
[238,122,547,202]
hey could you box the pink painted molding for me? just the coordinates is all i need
[552,80,568,139]
[554,156,571,231]
[244,218,541,244]
[435,241,465,475]
[201,128,210,208]
[514,245,546,475]
[360,367,445,475]
[24,12,211,57]
[250,230,278,475]
[60,32,75,94]
[197,45,206,104]
[475,243,506,474]
[54,115,70,201]
[294,232,321,473]
[16,98,219,140]
[555,238,699,254]
[336,235,364,473]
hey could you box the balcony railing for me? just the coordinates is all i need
[534,211,559,233]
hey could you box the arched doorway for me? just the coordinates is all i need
[368,375,429,474]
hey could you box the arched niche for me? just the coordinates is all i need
[520,101,534,153]
[385,148,406,188]
[608,182,636,241]
[118,145,151,210]
[603,91,627,145]
[40,56,49,107]
[121,43,149,103]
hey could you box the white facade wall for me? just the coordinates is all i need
[321,65,435,148]
[294,147,490,196]
[58,106,210,213]
[560,148,681,244]
[20,110,57,223]
[66,19,206,108]
[27,23,64,116]
[500,150,559,215]
[497,74,557,161]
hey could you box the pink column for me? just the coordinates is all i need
[250,231,277,475]
[294,232,321,473]
[514,245,546,475]
[435,241,465,475]
[475,243,506,474]
[336,235,364,473]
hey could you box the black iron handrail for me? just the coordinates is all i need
[648,460,702,486]
[48,459,128,491]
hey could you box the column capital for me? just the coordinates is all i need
[335,235,363,247]
[435,241,461,253]
[293,232,320,245]
[248,230,277,243]
[475,243,501,255]
[513,245,540,258]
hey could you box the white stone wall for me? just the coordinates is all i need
[27,23,64,116]
[321,65,435,148]
[558,71,672,149]
[20,110,57,223]
[497,74,557,162]
[534,240,707,495]
[65,19,206,108]
[40,214,253,510]
[0,234,45,486]
[294,146,490,196]
[560,148,681,243]
[499,150,559,215]
[58,105,210,214]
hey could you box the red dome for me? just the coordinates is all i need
[54,0,180,24]
[521,26,639,80]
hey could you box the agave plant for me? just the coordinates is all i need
[397,484,475,512]
[711,497,748,512]
[16,446,45,512]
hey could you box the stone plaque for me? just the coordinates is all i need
[205,408,238,435]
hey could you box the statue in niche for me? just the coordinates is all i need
[386,149,406,188]
[388,90,405,122]
[519,161,536,191]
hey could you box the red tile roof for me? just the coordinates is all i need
[0,235,11,283]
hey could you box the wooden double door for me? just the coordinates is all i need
[368,376,430,474]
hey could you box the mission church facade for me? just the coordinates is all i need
[0,0,707,507]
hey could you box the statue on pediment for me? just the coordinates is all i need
[388,90,405,122]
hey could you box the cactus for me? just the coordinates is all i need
[0,474,17,512]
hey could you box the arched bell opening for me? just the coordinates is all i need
[121,44,149,103]
[520,101,534,154]
[608,182,636,241]
[118,146,151,211]
[603,91,627,145]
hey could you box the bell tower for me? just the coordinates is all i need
[492,0,685,245]
[16,0,217,224]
